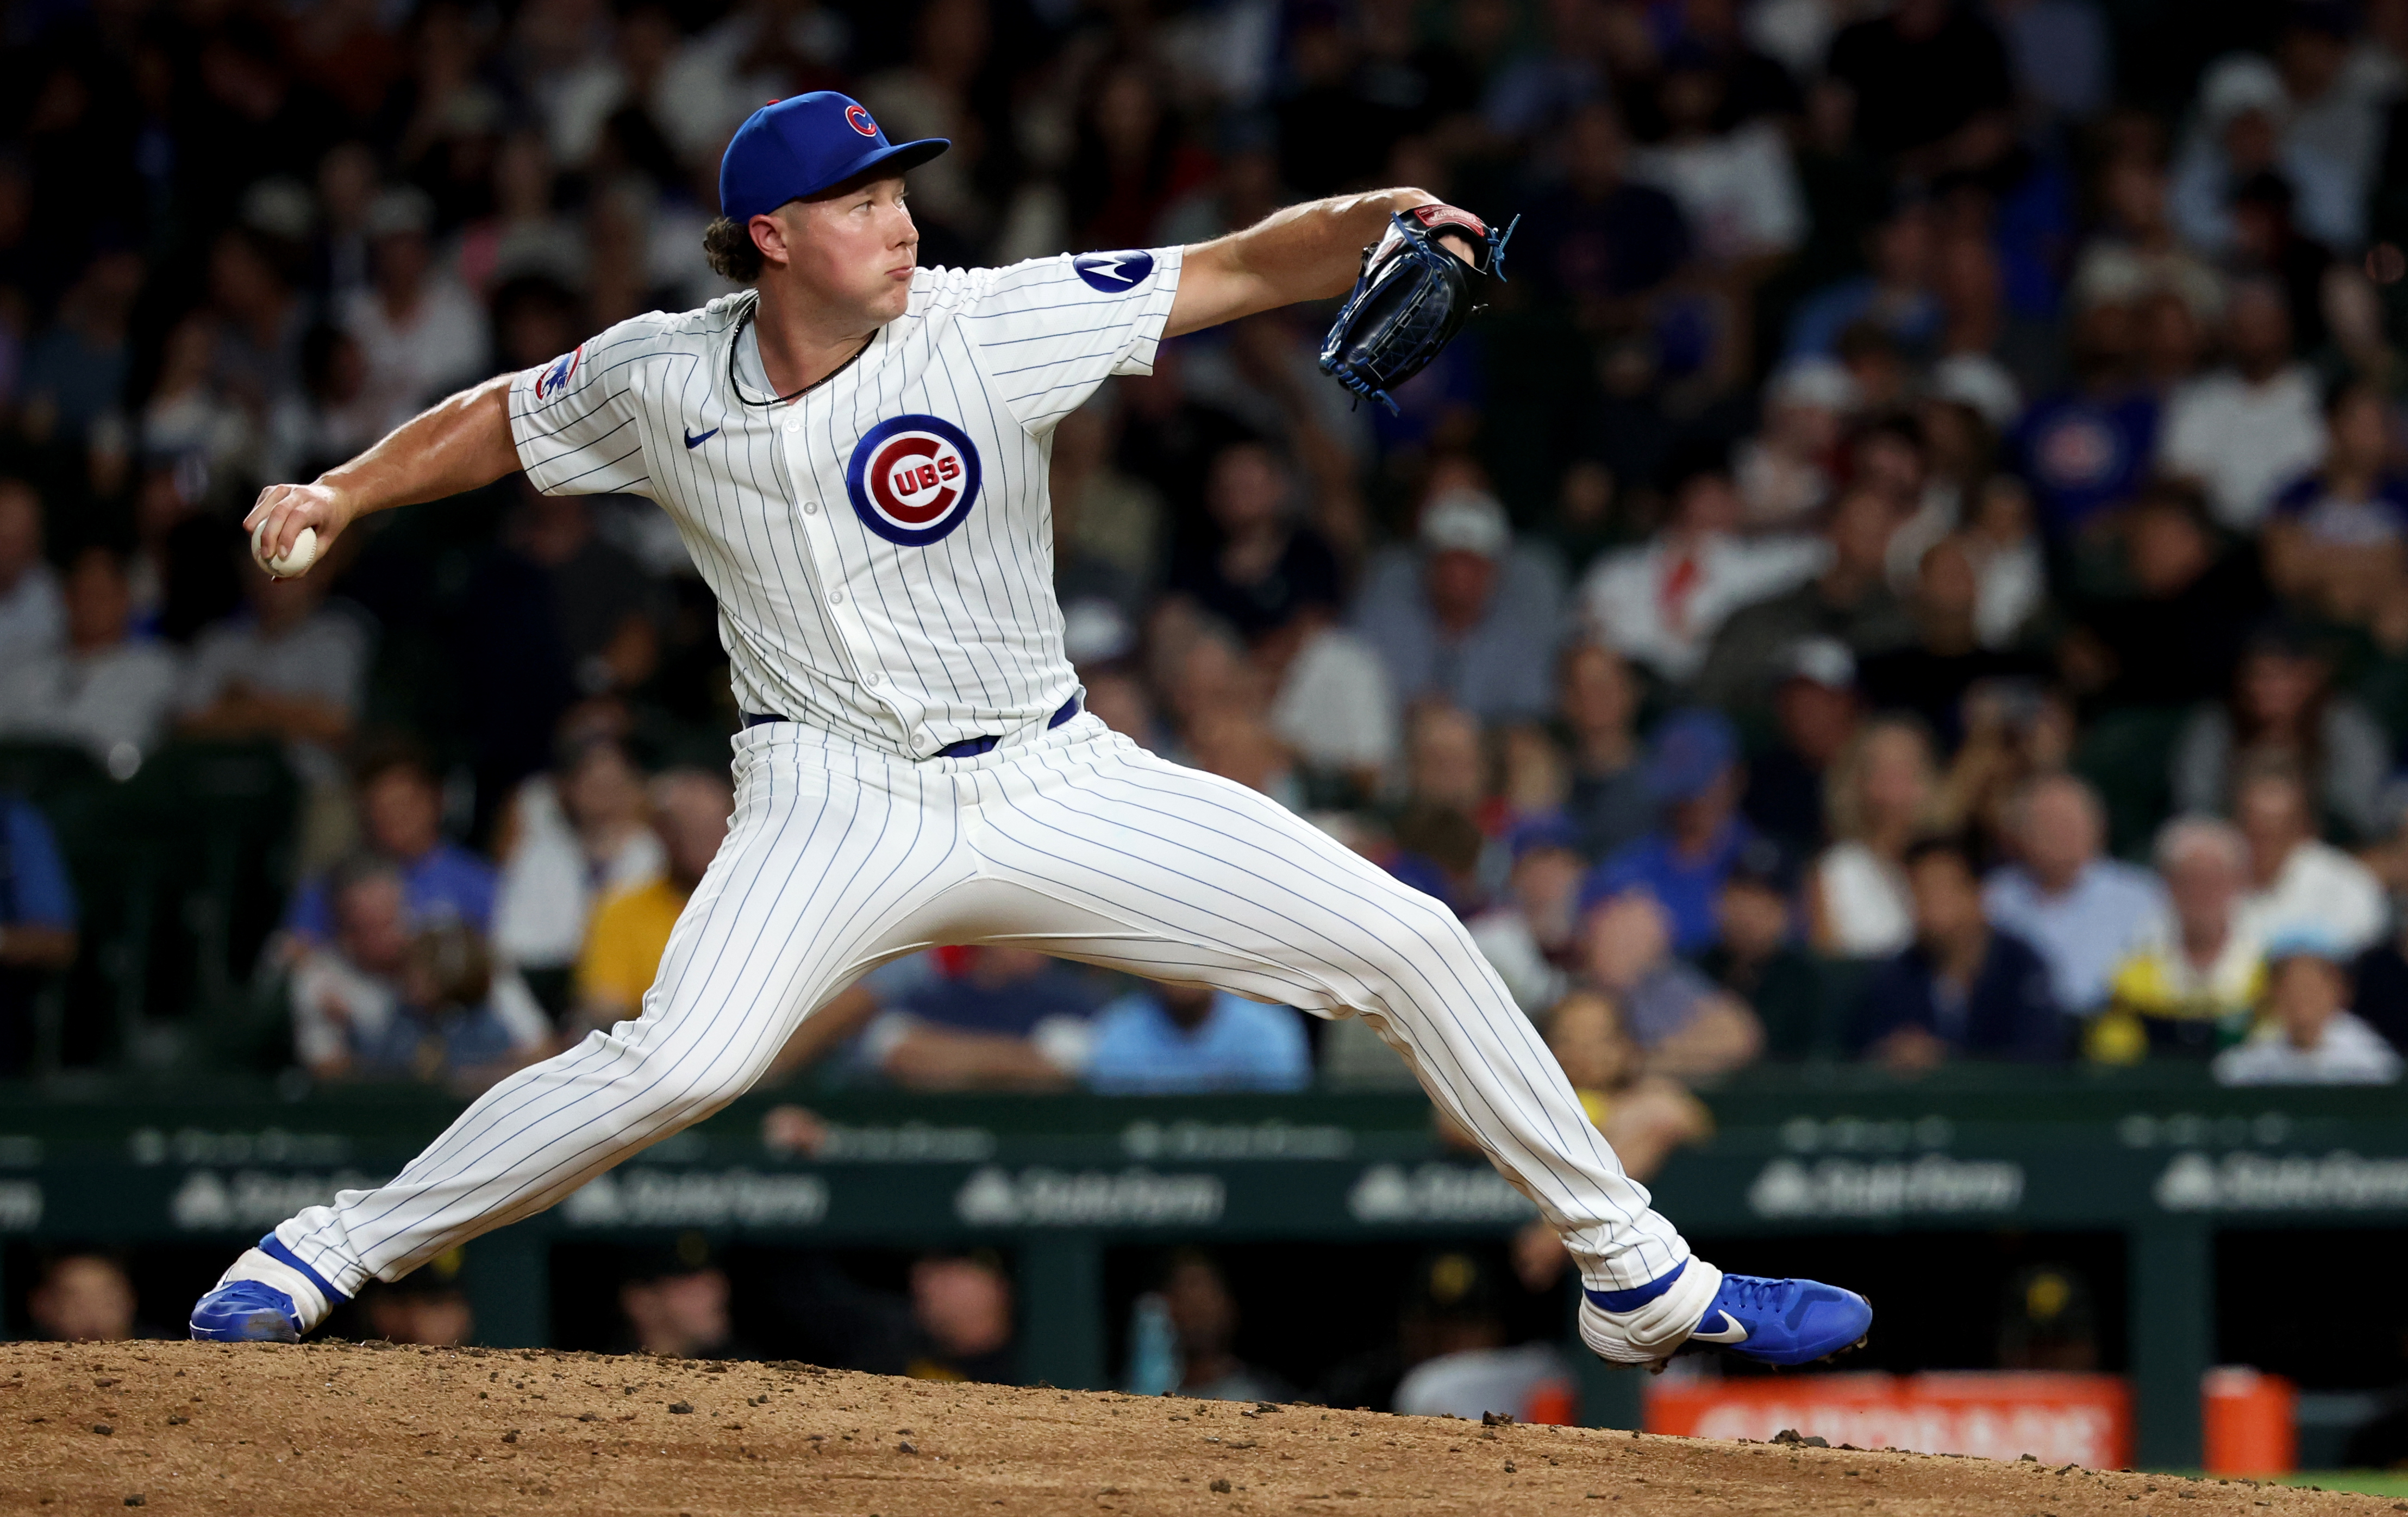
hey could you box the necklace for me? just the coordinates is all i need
[728,297,879,408]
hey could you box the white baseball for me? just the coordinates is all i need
[251,517,322,578]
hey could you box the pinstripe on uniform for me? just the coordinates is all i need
[263,246,1694,1305]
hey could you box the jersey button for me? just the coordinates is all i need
[830,588,846,603]
[803,501,818,514]
[866,672,884,685]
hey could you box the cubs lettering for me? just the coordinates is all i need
[845,414,983,546]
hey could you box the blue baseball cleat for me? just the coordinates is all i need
[189,1279,303,1343]
[1686,1273,1873,1366]
[189,1234,349,1342]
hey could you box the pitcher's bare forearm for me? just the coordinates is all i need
[1167,188,1446,338]
[244,375,521,567]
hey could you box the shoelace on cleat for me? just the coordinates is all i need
[1718,1277,1792,1316]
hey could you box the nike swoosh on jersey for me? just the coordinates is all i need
[1084,255,1140,283]
[685,427,720,449]
[1690,1312,1749,1344]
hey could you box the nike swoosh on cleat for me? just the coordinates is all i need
[685,427,720,449]
[1690,1311,1750,1344]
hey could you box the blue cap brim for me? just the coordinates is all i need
[793,138,950,202]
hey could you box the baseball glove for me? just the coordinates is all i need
[1318,204,1516,414]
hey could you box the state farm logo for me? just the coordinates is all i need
[845,414,983,546]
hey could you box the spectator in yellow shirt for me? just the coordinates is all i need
[2090,816,2265,1063]
[572,769,733,1034]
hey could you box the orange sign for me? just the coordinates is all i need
[1646,1372,2133,1469]
[2203,1367,2296,1476]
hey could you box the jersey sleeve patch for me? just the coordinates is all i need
[1072,250,1155,292]
[533,344,584,400]
[509,315,673,499]
[962,246,1184,435]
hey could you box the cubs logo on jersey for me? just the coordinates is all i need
[846,414,983,546]
[534,345,583,399]
[1073,251,1154,292]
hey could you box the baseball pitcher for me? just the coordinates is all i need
[194,93,1869,1371]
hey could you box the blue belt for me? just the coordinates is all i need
[741,694,1080,758]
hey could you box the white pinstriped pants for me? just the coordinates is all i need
[274,715,1692,1297]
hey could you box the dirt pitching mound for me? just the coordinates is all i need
[2,1340,2394,1516]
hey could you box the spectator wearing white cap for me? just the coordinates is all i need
[1930,353,2023,436]
[2212,929,2402,1085]
[1734,358,1853,530]
[1353,487,1562,725]
[2169,51,2367,257]
[340,186,492,436]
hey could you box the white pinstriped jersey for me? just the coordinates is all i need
[506,247,1185,758]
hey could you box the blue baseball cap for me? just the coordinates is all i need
[717,92,949,223]
[1504,812,1584,863]
[1644,707,1740,804]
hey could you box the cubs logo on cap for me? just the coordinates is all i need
[720,92,950,223]
[534,345,582,400]
[847,415,983,546]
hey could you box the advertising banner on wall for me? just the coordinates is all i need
[1645,1372,2132,1469]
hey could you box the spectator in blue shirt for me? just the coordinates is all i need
[1580,708,1757,954]
[2014,304,2160,538]
[1512,105,1692,311]
[1785,202,1944,362]
[2262,380,2408,605]
[1352,488,1561,726]
[346,921,546,1093]
[0,795,78,1075]
[1982,772,2167,1015]
[1855,835,2065,1068]
[868,947,1112,1091]
[1086,982,1311,1094]
[285,744,496,942]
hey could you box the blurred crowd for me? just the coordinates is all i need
[8,0,2408,1111]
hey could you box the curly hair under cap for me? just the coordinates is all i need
[703,216,764,282]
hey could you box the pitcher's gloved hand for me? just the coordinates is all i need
[1317,203,1516,415]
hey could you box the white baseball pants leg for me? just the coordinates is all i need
[270,716,1695,1306]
